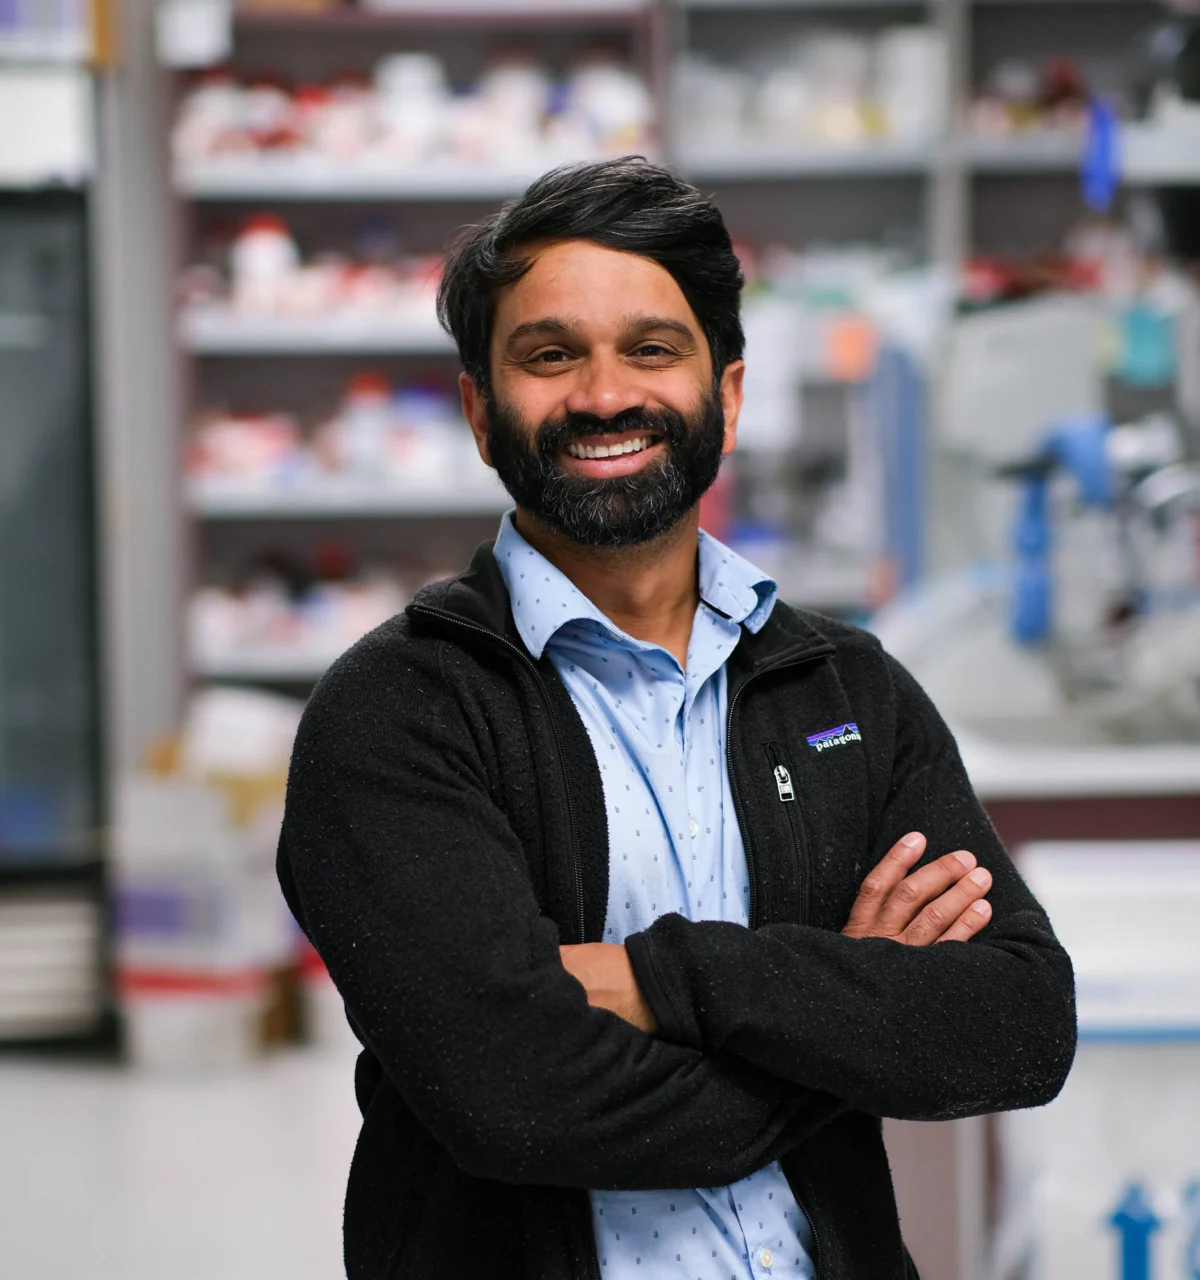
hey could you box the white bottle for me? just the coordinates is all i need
[332,372,394,480]
[229,214,299,315]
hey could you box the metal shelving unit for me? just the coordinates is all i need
[178,307,455,354]
[1121,123,1200,185]
[186,477,510,519]
[958,131,1083,173]
[188,648,345,682]
[175,0,671,688]
[170,0,1170,698]
[174,163,558,202]
[678,139,937,179]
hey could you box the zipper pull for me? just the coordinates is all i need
[774,764,795,803]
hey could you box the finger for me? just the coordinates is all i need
[934,897,992,944]
[843,833,926,932]
[902,866,992,946]
[874,849,978,936]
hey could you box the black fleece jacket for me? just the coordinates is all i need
[277,541,1076,1280]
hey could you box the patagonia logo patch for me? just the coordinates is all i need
[806,722,862,753]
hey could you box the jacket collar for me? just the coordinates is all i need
[409,540,836,673]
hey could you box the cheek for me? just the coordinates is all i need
[495,370,561,421]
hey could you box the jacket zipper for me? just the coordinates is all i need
[725,646,832,1280]
[765,742,812,927]
[419,608,830,1280]
[410,606,587,947]
[725,645,831,932]
[410,605,600,1280]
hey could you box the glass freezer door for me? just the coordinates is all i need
[0,192,99,866]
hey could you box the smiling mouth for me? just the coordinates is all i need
[564,433,661,460]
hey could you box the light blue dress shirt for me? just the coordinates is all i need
[494,512,815,1280]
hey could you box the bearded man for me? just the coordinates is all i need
[277,158,1076,1280]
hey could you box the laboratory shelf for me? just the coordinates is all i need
[774,553,873,614]
[186,477,510,519]
[1120,125,1200,186]
[678,140,936,180]
[679,0,927,8]
[968,0,1147,6]
[188,648,344,683]
[959,132,1083,173]
[173,161,558,203]
[233,0,652,28]
[0,34,91,61]
[178,307,455,355]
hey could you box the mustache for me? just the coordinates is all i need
[533,407,682,456]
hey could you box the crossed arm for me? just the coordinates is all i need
[561,831,996,1035]
[561,659,1075,1121]
[281,641,1074,1188]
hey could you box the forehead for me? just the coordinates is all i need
[493,239,700,334]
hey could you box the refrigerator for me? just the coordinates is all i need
[0,190,106,1042]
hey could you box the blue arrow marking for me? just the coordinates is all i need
[1183,1182,1200,1280]
[1109,1184,1162,1280]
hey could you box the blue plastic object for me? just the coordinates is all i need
[871,345,927,590]
[1108,1183,1161,1280]
[1011,476,1053,643]
[1009,417,1113,645]
[0,788,60,856]
[1082,97,1119,213]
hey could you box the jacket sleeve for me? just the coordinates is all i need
[624,653,1077,1123]
[278,632,845,1190]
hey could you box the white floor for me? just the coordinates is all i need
[0,1048,362,1280]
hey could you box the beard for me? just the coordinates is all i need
[484,391,726,549]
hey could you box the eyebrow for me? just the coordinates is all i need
[503,317,580,348]
[502,313,699,349]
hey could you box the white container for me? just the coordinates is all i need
[122,977,269,1070]
[996,841,1200,1280]
[113,770,295,1070]
[229,214,299,315]
[328,372,394,478]
[874,27,947,142]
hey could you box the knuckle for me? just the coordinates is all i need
[892,878,922,907]
[921,905,948,933]
[858,876,887,900]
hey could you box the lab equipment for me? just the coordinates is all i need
[996,841,1200,1280]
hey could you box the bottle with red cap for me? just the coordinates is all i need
[327,372,394,480]
[230,213,299,315]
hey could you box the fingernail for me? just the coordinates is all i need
[968,867,990,886]
[901,832,924,848]
[953,850,975,867]
[972,900,991,915]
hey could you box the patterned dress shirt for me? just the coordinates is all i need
[494,512,815,1280]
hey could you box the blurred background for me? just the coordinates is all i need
[2,0,1200,1277]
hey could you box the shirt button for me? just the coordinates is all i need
[688,819,699,838]
[760,1247,774,1269]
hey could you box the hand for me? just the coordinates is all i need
[559,943,659,1034]
[842,832,992,946]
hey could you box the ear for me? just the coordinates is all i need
[460,372,493,467]
[718,360,744,457]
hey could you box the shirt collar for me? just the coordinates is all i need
[493,511,778,660]
[695,529,777,635]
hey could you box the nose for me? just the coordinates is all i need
[562,347,646,421]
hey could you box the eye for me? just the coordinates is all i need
[529,348,573,365]
[632,343,675,359]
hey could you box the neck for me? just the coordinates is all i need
[513,508,701,667]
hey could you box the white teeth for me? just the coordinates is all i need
[567,436,651,460]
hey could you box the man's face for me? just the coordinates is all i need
[460,240,743,548]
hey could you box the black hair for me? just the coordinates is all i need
[436,156,745,394]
